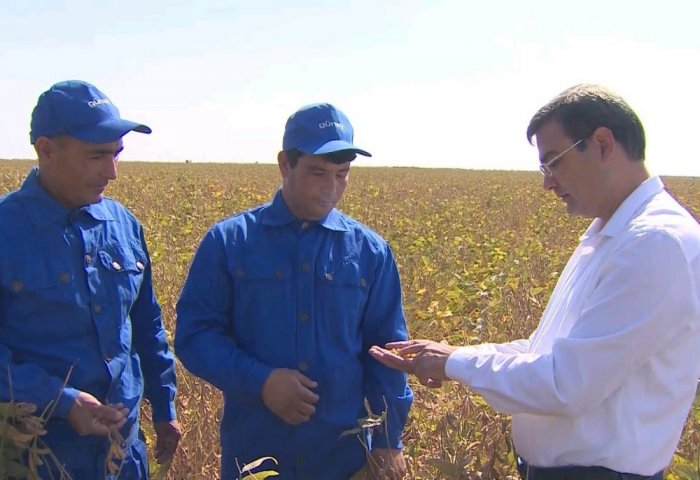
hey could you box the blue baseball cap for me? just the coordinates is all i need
[29,80,151,144]
[282,103,371,157]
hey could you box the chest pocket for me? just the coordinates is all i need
[315,259,370,338]
[97,242,147,304]
[1,257,70,306]
[231,262,289,359]
[316,259,368,288]
[232,263,288,313]
[1,263,64,293]
[0,249,76,339]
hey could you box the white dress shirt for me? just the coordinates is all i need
[445,176,700,475]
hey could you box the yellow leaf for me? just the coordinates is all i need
[242,471,280,479]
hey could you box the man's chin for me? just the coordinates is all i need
[317,202,335,215]
[565,203,586,218]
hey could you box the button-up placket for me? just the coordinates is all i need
[73,212,120,382]
[296,221,317,378]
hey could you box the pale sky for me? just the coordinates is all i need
[2,0,699,176]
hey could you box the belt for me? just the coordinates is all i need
[517,458,664,480]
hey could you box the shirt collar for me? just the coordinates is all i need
[83,200,115,221]
[318,208,349,232]
[582,176,664,240]
[20,167,114,229]
[261,189,349,232]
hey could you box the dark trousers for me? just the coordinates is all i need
[517,458,664,480]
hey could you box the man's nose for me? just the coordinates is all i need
[543,172,556,191]
[104,156,118,180]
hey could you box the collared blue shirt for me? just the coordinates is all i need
[0,168,177,479]
[176,190,413,479]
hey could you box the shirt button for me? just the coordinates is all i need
[301,262,311,272]
[111,261,122,271]
[301,222,309,230]
[93,304,102,314]
[324,272,334,281]
[85,254,92,264]
[59,272,70,284]
[136,261,145,271]
[299,312,309,322]
[104,354,113,362]
[359,277,367,288]
[11,280,23,293]
[235,267,245,277]
[298,361,309,372]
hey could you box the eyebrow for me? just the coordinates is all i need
[309,166,350,175]
[539,150,558,164]
[86,145,124,156]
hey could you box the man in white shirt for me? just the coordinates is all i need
[370,84,700,479]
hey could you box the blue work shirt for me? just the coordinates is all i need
[0,168,177,479]
[176,190,413,480]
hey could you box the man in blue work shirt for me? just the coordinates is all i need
[0,80,181,478]
[175,103,413,479]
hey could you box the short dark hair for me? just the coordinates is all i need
[284,149,357,168]
[526,84,646,161]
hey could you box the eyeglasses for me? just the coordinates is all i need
[539,138,585,176]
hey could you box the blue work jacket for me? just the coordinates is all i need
[0,169,177,479]
[176,190,412,480]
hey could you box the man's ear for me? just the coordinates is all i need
[591,126,615,161]
[278,150,290,178]
[34,136,55,164]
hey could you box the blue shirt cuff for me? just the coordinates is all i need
[366,387,412,449]
[248,364,275,400]
[152,402,177,423]
[53,387,80,419]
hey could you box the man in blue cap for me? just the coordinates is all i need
[176,103,413,479]
[0,80,181,478]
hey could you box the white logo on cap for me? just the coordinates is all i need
[319,120,343,130]
[88,98,111,108]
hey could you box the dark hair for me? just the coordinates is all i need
[284,149,357,168]
[526,84,646,161]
